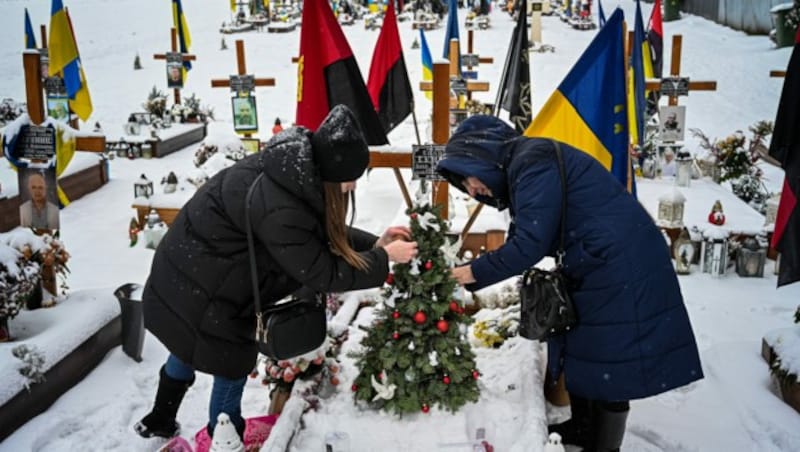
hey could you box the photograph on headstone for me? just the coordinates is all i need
[166,52,184,89]
[241,137,260,154]
[18,166,60,230]
[659,105,686,142]
[232,94,258,132]
[46,96,69,123]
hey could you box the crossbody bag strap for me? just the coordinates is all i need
[550,140,567,269]
[245,173,266,321]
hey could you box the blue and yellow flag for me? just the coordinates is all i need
[48,0,92,121]
[172,0,192,81]
[628,0,654,147]
[524,8,632,191]
[442,0,460,75]
[25,8,37,49]
[420,29,433,100]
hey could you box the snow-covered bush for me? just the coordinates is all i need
[12,344,46,389]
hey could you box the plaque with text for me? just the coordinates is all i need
[17,126,56,161]
[660,77,690,97]
[412,144,446,180]
[229,74,256,94]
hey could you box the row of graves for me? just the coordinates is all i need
[0,12,217,439]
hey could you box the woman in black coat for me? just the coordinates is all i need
[135,106,418,440]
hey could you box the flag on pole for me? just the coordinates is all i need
[366,1,413,134]
[420,29,433,101]
[442,0,461,75]
[172,0,192,81]
[230,0,237,12]
[25,8,37,49]
[496,0,531,133]
[646,0,664,114]
[296,0,388,145]
[769,28,800,287]
[524,8,632,191]
[48,0,93,121]
[627,0,654,147]
[598,0,606,28]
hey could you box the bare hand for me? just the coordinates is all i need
[375,225,412,248]
[451,265,476,285]
[383,240,418,263]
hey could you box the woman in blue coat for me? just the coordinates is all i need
[436,116,703,451]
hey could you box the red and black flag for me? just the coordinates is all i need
[770,28,800,287]
[366,0,413,134]
[646,0,663,115]
[296,0,388,145]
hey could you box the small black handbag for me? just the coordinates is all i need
[518,141,578,341]
[245,174,327,360]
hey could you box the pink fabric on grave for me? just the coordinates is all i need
[194,415,279,452]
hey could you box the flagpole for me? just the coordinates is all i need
[411,105,422,145]
[493,20,515,117]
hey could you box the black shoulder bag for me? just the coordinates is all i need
[518,140,578,341]
[245,173,327,360]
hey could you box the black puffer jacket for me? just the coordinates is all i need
[143,128,389,379]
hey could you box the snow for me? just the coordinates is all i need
[0,1,799,451]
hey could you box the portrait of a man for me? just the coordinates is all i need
[47,97,69,122]
[19,168,60,230]
[232,96,258,132]
[166,62,184,89]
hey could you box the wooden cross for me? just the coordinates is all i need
[420,39,490,108]
[22,29,105,152]
[642,35,717,105]
[153,28,197,105]
[368,60,454,219]
[770,70,786,78]
[210,39,276,138]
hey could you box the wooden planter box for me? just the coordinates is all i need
[152,124,207,158]
[132,204,181,228]
[761,336,800,414]
[0,158,109,233]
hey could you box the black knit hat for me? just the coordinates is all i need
[311,105,370,182]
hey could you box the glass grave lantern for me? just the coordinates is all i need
[134,174,154,199]
[736,237,766,278]
[675,149,693,188]
[657,189,685,229]
[673,228,694,275]
[700,229,730,277]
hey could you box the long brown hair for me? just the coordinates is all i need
[323,182,369,271]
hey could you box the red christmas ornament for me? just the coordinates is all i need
[410,212,418,220]
[392,310,400,319]
[351,383,358,392]
[449,301,460,312]
[392,331,400,340]
[413,311,427,324]
[436,318,449,333]
[472,370,480,380]
[424,260,433,270]
[421,403,430,413]
[385,273,395,285]
[443,375,451,385]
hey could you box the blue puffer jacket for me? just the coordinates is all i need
[437,116,703,401]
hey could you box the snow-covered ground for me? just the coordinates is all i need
[1,1,799,451]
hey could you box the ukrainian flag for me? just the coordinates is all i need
[48,0,92,121]
[628,0,654,147]
[172,0,192,81]
[524,8,632,191]
[420,29,433,100]
[442,0,461,75]
[25,8,37,49]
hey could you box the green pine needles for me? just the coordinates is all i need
[351,201,480,415]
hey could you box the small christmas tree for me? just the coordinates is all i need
[352,188,480,415]
[133,53,142,70]
[221,37,228,50]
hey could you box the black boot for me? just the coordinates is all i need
[134,366,195,438]
[588,400,629,452]
[548,394,594,448]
